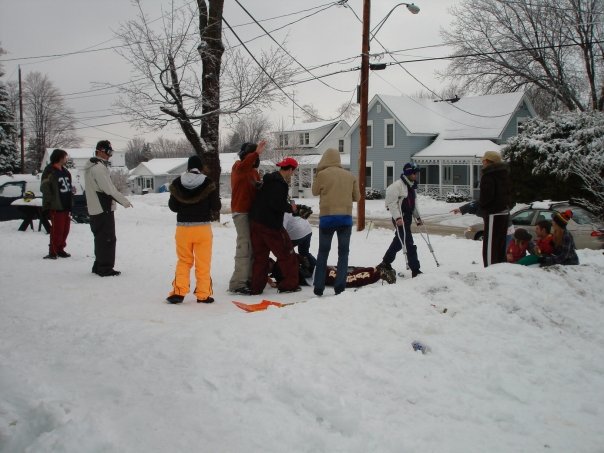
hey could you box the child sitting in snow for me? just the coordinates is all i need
[538,210,579,266]
[517,220,555,265]
[506,228,532,263]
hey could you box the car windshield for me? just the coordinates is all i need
[569,207,599,225]
[511,210,535,225]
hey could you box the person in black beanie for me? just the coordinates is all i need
[166,155,221,304]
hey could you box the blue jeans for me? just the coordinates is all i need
[313,225,352,294]
[292,233,316,269]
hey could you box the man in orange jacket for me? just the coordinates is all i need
[228,140,266,294]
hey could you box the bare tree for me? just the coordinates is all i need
[114,0,294,189]
[125,137,148,169]
[441,0,604,113]
[223,112,272,153]
[300,104,321,123]
[335,101,359,124]
[23,72,81,171]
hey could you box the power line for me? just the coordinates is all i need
[222,15,352,123]
[232,0,352,94]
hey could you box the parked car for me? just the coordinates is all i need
[0,173,89,223]
[464,201,604,250]
[0,174,42,221]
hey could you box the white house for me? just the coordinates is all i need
[129,153,244,198]
[42,148,127,171]
[272,119,351,197]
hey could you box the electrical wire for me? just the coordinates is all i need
[232,0,351,94]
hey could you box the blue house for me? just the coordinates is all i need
[346,92,536,198]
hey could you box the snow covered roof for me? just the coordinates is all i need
[278,120,341,133]
[413,139,501,160]
[133,158,188,176]
[260,154,350,167]
[132,154,242,176]
[351,92,532,140]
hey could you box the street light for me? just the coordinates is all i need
[357,1,420,231]
[371,3,420,41]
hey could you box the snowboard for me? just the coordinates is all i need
[232,299,288,312]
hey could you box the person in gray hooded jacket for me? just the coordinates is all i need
[84,140,133,277]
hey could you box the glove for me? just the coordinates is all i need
[296,204,313,219]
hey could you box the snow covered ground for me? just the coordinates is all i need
[1,194,603,453]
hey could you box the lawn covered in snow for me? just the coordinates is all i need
[0,194,603,452]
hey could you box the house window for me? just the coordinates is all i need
[385,161,395,187]
[279,134,289,147]
[367,120,373,148]
[385,119,395,148]
[338,140,344,153]
[365,162,373,189]
[517,117,529,134]
[298,132,309,145]
[376,104,382,113]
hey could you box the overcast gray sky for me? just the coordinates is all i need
[0,0,457,150]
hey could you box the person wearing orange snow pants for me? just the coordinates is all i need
[166,155,221,304]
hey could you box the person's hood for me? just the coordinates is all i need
[181,171,207,190]
[169,172,215,204]
[84,156,108,170]
[316,148,341,172]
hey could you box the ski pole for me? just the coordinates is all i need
[417,222,440,267]
[395,208,410,270]
[365,220,374,239]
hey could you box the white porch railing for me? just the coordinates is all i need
[417,183,472,200]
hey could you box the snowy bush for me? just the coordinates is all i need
[503,111,604,218]
[445,192,469,203]
[365,188,383,200]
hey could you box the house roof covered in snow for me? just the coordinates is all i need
[278,120,342,133]
[348,92,534,140]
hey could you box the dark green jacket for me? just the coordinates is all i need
[40,164,73,211]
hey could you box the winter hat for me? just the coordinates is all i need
[513,228,532,242]
[276,157,298,169]
[96,140,113,156]
[187,155,204,172]
[238,142,257,160]
[482,150,502,163]
[552,209,573,229]
[402,162,419,176]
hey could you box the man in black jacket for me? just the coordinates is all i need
[452,150,511,266]
[249,157,300,295]
[166,155,221,304]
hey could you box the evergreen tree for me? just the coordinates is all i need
[0,73,20,173]
[503,111,604,217]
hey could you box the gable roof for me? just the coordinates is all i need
[277,120,341,133]
[133,158,187,176]
[348,92,534,140]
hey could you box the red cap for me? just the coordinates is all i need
[276,157,298,169]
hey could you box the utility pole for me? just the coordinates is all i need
[18,65,25,173]
[357,0,370,231]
